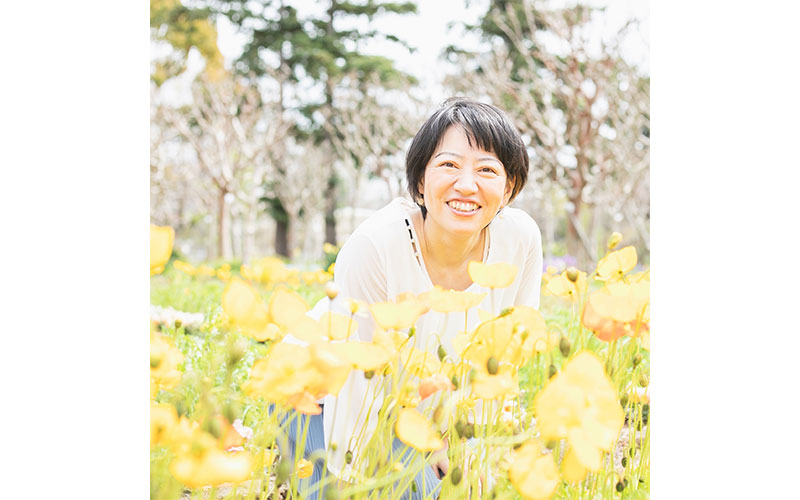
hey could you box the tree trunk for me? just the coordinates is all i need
[324,174,337,245]
[243,204,257,265]
[275,219,289,258]
[565,199,596,269]
[217,189,226,260]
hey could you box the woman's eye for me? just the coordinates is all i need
[480,167,497,174]
[442,161,457,168]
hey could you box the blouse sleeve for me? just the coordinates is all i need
[514,217,544,309]
[321,233,389,478]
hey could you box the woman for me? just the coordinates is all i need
[285,97,543,499]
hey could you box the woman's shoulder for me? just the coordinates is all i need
[342,198,416,251]
[493,206,542,246]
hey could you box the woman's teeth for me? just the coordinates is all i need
[448,200,479,212]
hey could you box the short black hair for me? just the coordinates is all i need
[406,97,529,218]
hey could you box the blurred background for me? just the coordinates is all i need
[150,0,649,271]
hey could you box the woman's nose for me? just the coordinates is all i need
[453,169,478,194]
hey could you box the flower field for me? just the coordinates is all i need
[150,226,650,500]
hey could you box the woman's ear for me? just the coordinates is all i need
[417,181,425,203]
[503,180,514,206]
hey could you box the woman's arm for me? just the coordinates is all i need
[514,217,544,309]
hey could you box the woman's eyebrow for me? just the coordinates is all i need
[434,151,500,163]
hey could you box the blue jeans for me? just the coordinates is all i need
[272,405,442,499]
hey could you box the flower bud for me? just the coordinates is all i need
[632,353,643,367]
[451,375,459,390]
[559,337,571,358]
[437,345,446,362]
[464,423,475,439]
[566,267,579,283]
[548,364,557,379]
[228,339,248,367]
[150,354,162,369]
[455,420,466,439]
[345,450,353,464]
[325,282,339,300]
[411,482,418,493]
[408,327,415,338]
[174,319,183,329]
[433,405,444,426]
[621,456,628,467]
[330,442,338,452]
[276,459,292,484]
[450,466,463,485]
[619,394,629,407]
[364,370,375,380]
[487,357,499,375]
[467,368,476,384]
[607,232,623,250]
[616,481,625,492]
[498,307,514,317]
[638,374,649,388]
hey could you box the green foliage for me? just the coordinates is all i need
[150,0,225,85]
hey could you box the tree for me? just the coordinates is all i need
[213,0,419,251]
[446,0,649,266]
[323,74,426,215]
[156,72,291,260]
[150,0,225,85]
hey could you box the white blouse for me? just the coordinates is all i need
[307,197,543,477]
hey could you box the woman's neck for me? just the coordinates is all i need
[419,215,486,270]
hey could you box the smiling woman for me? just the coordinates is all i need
[289,98,543,499]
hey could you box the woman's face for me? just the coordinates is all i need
[419,125,513,238]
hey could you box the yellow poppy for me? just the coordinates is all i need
[150,225,174,275]
[395,408,443,452]
[268,287,309,332]
[150,332,183,392]
[471,364,518,400]
[545,271,588,302]
[582,282,649,342]
[508,306,549,359]
[242,343,318,404]
[369,295,429,330]
[328,341,392,372]
[221,278,276,342]
[418,373,454,400]
[509,440,560,500]
[297,458,314,479]
[286,391,323,415]
[172,260,196,276]
[150,402,178,448]
[196,264,216,277]
[319,312,358,341]
[170,447,253,489]
[595,246,637,282]
[419,286,486,313]
[401,347,442,379]
[468,261,518,288]
[533,352,624,475]
[306,342,353,397]
[560,447,588,482]
[250,256,291,284]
